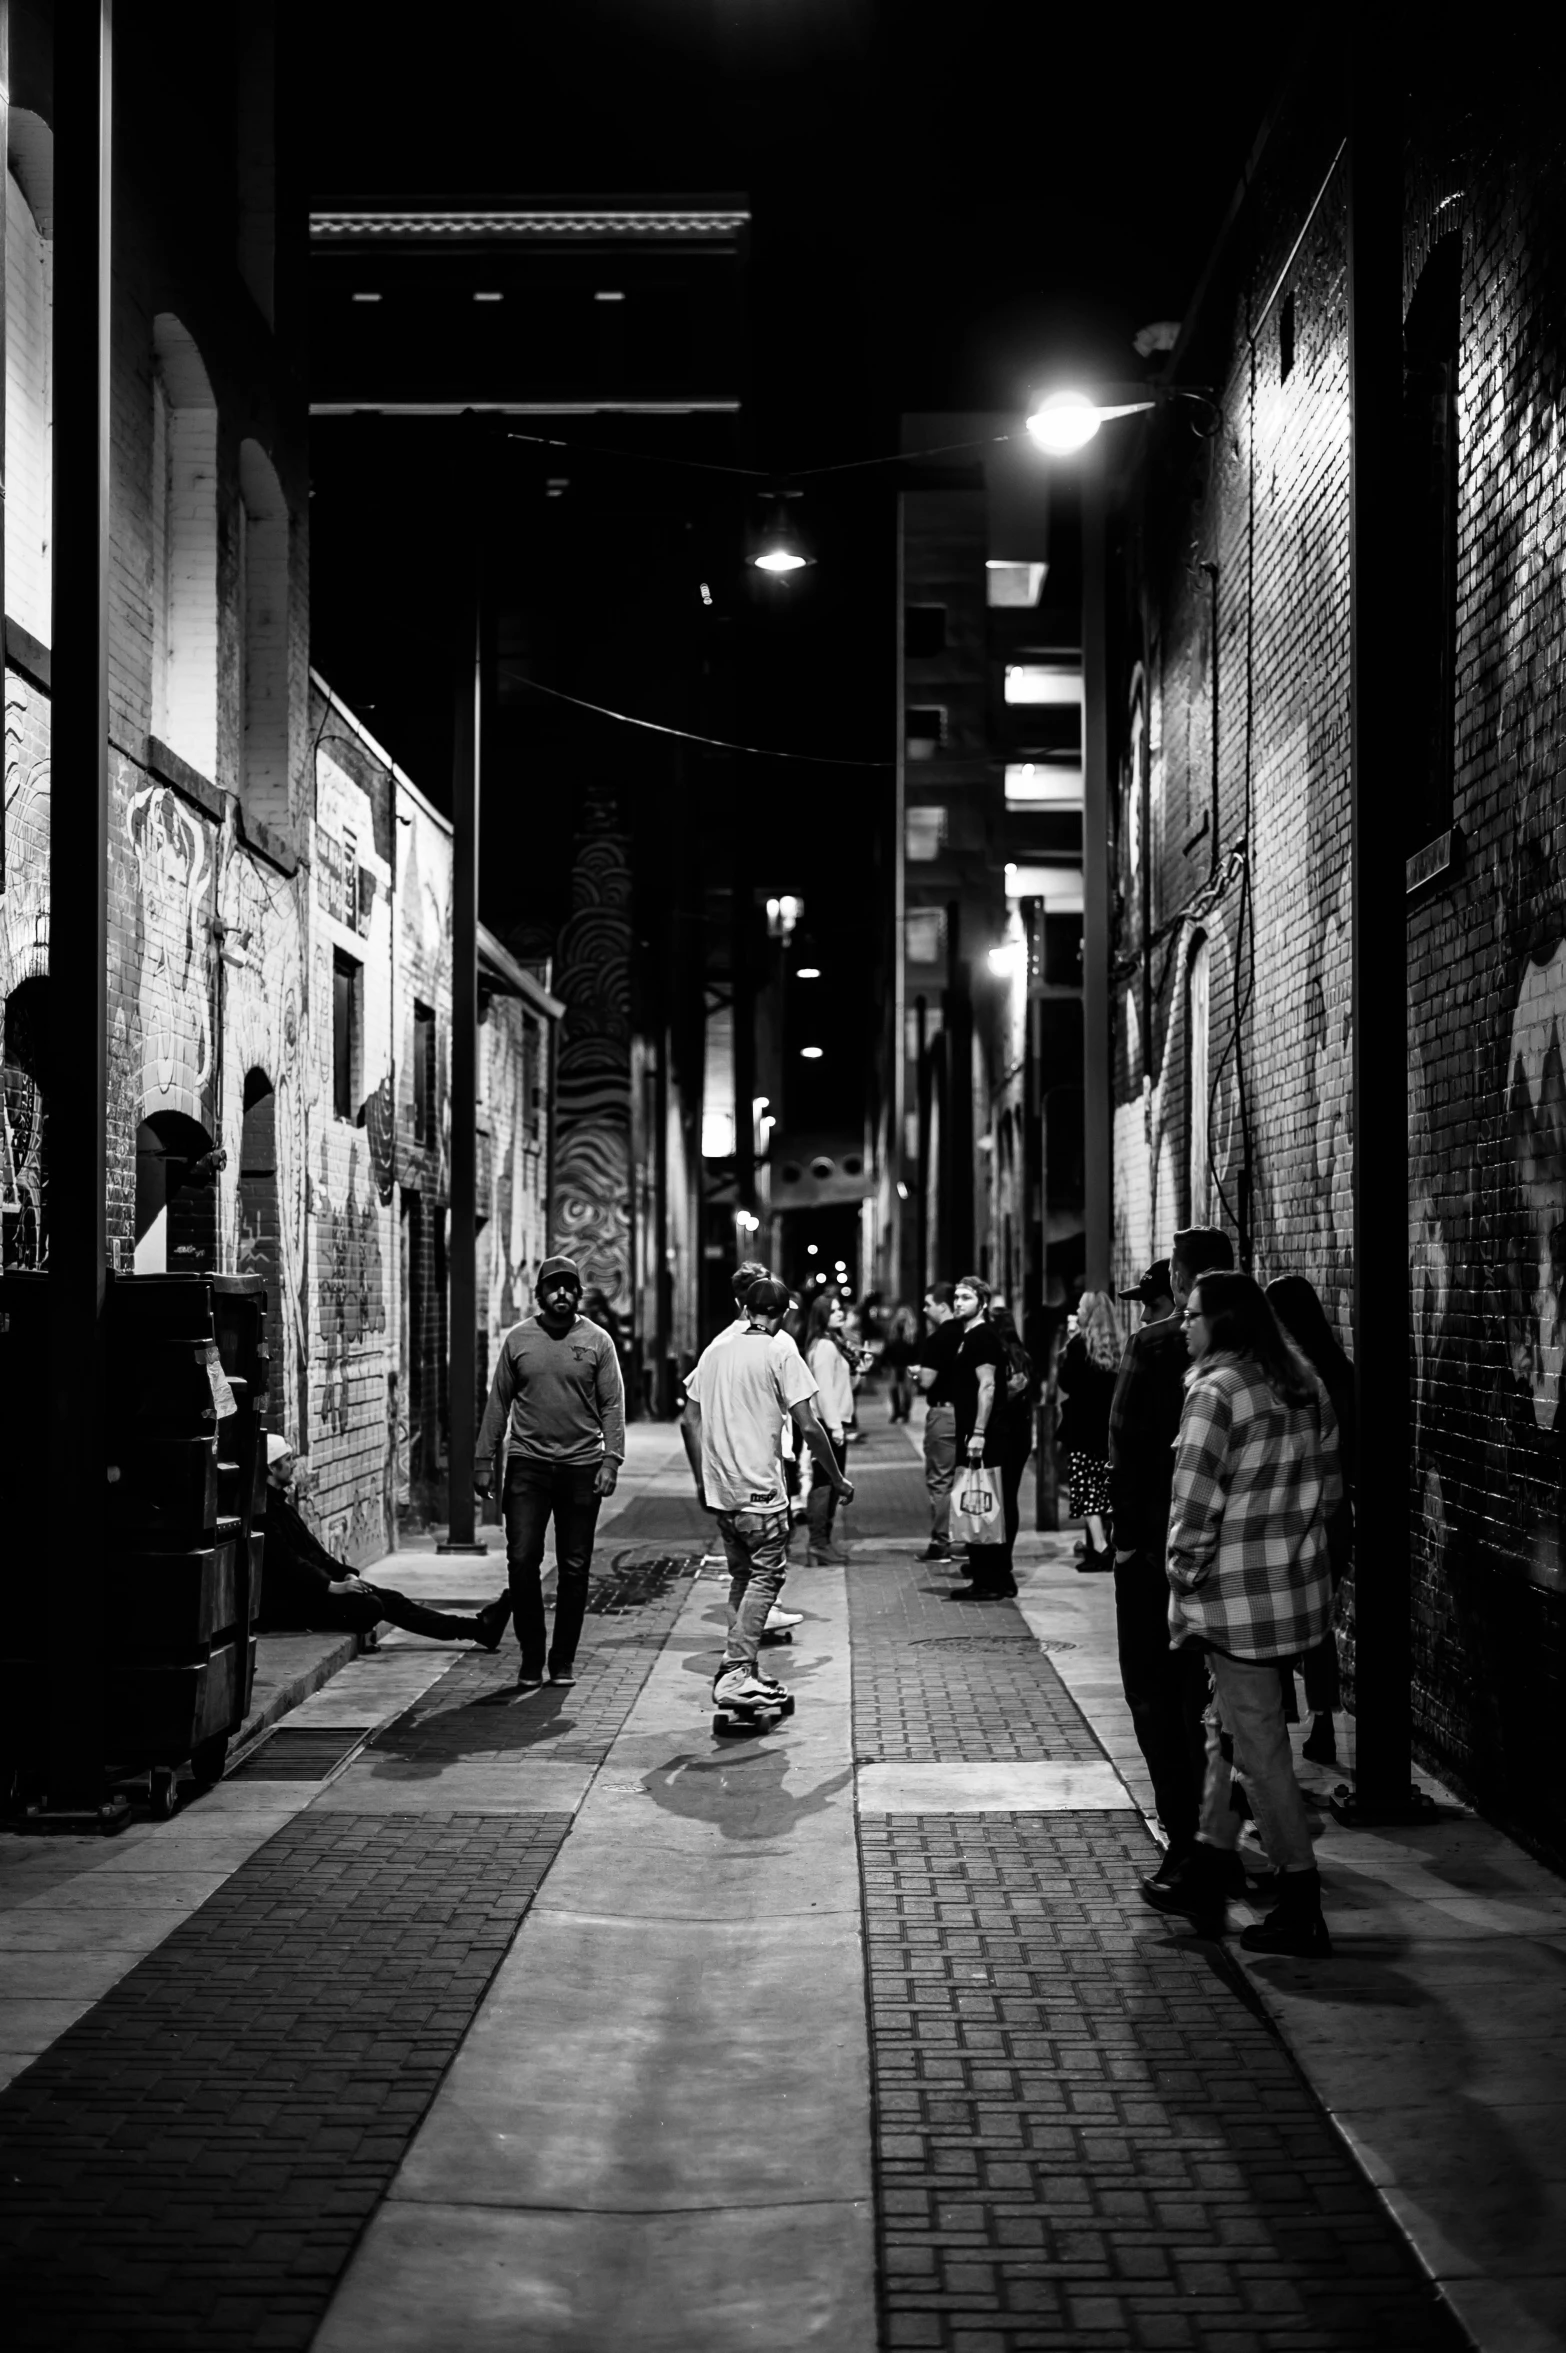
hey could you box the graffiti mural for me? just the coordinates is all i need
[1,701,49,1270]
[549,787,632,1309]
[127,783,214,1120]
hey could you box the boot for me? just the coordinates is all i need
[805,1484,846,1566]
[1239,1867,1332,1958]
[1301,1711,1338,1766]
[1139,1840,1230,1935]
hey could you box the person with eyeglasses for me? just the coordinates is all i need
[1143,1268,1342,1959]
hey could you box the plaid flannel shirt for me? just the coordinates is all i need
[1165,1355,1342,1661]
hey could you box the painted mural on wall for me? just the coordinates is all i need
[549,786,632,1309]
[127,784,213,1121]
[1,691,50,1270]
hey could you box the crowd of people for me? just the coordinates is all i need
[261,1232,1351,1959]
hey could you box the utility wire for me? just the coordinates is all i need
[506,427,1020,482]
[502,668,892,767]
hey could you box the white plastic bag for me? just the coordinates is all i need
[951,1462,1004,1547]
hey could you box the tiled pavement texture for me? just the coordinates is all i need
[367,1550,703,1769]
[858,1811,1467,2353]
[850,1563,1104,1765]
[0,1811,569,2351]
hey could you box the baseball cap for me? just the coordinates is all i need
[744,1277,790,1317]
[537,1255,583,1292]
[1118,1259,1172,1306]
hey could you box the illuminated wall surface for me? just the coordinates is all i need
[1108,94,1566,1859]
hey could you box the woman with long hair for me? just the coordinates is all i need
[1057,1287,1121,1569]
[987,1306,1037,1586]
[1266,1274,1355,1765]
[1145,1269,1342,1959]
[803,1290,856,1563]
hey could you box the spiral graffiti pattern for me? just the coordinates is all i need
[549,792,632,1308]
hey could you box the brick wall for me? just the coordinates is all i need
[1111,81,1566,1861]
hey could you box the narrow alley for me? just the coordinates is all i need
[4,1422,1560,2349]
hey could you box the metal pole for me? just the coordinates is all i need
[1338,51,1416,1822]
[914,992,928,1292]
[440,454,486,1555]
[1080,445,1112,1291]
[46,0,116,1814]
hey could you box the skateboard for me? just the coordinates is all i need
[712,1686,796,1738]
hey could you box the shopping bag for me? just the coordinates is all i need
[951,1463,1004,1547]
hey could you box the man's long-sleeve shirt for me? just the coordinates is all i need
[1106,1315,1189,1554]
[475,1313,626,1469]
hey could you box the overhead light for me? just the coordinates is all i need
[473,290,504,304]
[800,1045,824,1059]
[1025,389,1154,454]
[699,582,713,606]
[751,493,814,575]
[807,1244,819,1256]
[988,941,1026,977]
[896,1180,909,1201]
[351,290,382,304]
[796,965,820,980]
[594,289,625,302]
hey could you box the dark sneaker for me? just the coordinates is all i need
[547,1666,577,1687]
[920,1543,955,1563]
[1239,1869,1332,1958]
[515,1670,544,1695]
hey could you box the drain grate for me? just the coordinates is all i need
[910,1634,1076,1652]
[227,1726,374,1780]
[585,1552,700,1616]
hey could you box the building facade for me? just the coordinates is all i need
[1107,73,1566,1861]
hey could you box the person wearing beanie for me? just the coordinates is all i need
[474,1255,626,1694]
[684,1277,852,1712]
[259,1436,509,1651]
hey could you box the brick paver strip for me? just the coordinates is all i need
[850,1562,1101,1764]
[0,1810,570,2350]
[849,1558,1464,2348]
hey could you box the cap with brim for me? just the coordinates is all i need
[537,1255,582,1291]
[744,1277,790,1317]
[1118,1259,1172,1305]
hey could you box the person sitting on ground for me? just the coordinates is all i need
[803,1290,857,1564]
[1108,1227,1235,1890]
[1266,1273,1356,1767]
[1057,1288,1122,1569]
[260,1436,509,1651]
[1145,1270,1342,1959]
[685,1277,853,1713]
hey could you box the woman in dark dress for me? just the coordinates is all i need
[1266,1274,1355,1764]
[1057,1288,1121,1570]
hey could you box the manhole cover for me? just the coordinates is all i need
[227,1726,373,1781]
[586,1552,700,1616]
[911,1635,1076,1653]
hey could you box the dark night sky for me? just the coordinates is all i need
[303,2,1294,1125]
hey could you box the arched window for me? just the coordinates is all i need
[1186,934,1210,1226]
[238,439,291,832]
[5,115,54,645]
[151,315,219,781]
[134,1109,218,1275]
[1403,233,1461,853]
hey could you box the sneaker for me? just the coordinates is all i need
[713,1667,784,1708]
[920,1543,955,1563]
[547,1666,577,1687]
[1238,1868,1332,1957]
[514,1671,544,1695]
[763,1606,803,1633]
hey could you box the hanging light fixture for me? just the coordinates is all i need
[750,490,814,574]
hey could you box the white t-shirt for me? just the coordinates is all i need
[687,1325,817,1512]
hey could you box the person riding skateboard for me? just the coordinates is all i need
[684,1276,852,1714]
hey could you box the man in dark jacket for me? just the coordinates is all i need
[1108,1226,1233,1888]
[260,1438,509,1649]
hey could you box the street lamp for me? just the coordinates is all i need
[1025,390,1154,453]
[750,492,814,575]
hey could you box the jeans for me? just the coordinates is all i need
[1114,1550,1211,1855]
[924,1402,957,1543]
[1198,1646,1316,1872]
[806,1436,848,1552]
[503,1457,604,1677]
[715,1508,792,1670]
